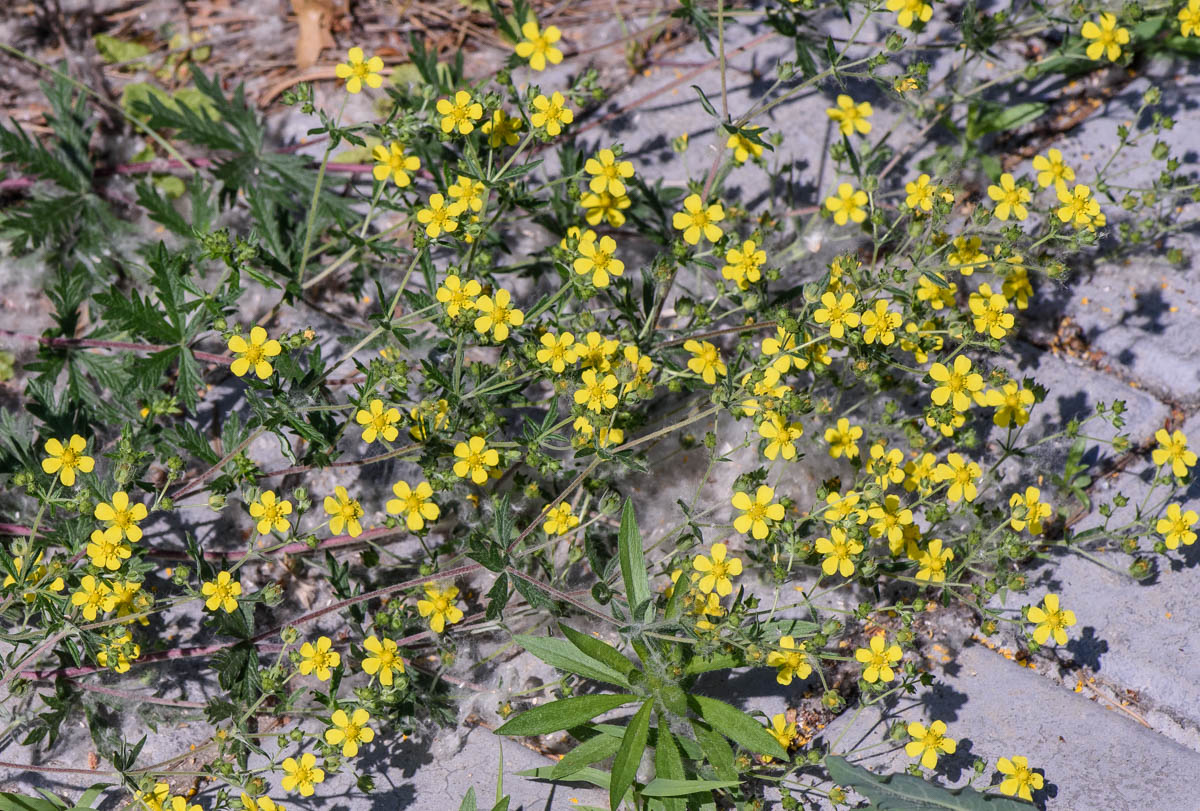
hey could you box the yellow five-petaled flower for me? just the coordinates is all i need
[201,570,243,613]
[335,47,384,94]
[672,194,725,245]
[418,583,464,633]
[693,543,742,597]
[42,434,94,486]
[325,708,374,758]
[385,480,440,531]
[514,20,564,71]
[228,326,282,380]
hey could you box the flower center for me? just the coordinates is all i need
[243,344,265,365]
[60,448,79,468]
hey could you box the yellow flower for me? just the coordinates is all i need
[732,485,784,540]
[765,713,798,761]
[201,570,242,613]
[280,752,325,796]
[999,256,1032,309]
[386,480,440,531]
[585,148,635,196]
[409,398,450,441]
[721,239,766,289]
[41,434,94,486]
[97,630,140,674]
[1055,183,1101,228]
[325,708,374,757]
[436,90,484,135]
[323,486,364,537]
[361,635,405,685]
[543,502,580,536]
[355,398,401,444]
[299,636,341,680]
[985,382,1035,427]
[824,418,863,459]
[854,634,902,682]
[418,583,464,632]
[240,793,285,811]
[574,233,624,287]
[1081,13,1129,61]
[136,784,170,811]
[886,0,933,28]
[815,527,863,577]
[449,175,486,213]
[1009,486,1051,535]
[813,291,860,339]
[71,575,115,621]
[482,109,522,147]
[986,173,1030,221]
[372,142,420,187]
[905,720,956,768]
[726,132,763,164]
[164,793,198,811]
[86,529,131,571]
[911,538,953,582]
[997,756,1043,802]
[453,435,499,484]
[1152,428,1197,477]
[946,236,989,274]
[672,193,725,245]
[693,543,742,596]
[530,91,574,136]
[929,355,984,411]
[759,411,803,460]
[581,189,631,227]
[1157,503,1198,549]
[894,76,920,94]
[761,327,807,374]
[1181,0,1200,37]
[573,416,624,448]
[824,490,867,525]
[537,332,578,372]
[228,326,282,379]
[1031,148,1074,190]
[904,452,936,495]
[868,494,914,552]
[574,369,619,412]
[334,47,383,94]
[825,183,868,226]
[417,193,466,238]
[473,288,524,341]
[766,636,812,685]
[916,273,956,309]
[867,443,905,490]
[110,579,151,625]
[95,491,148,542]
[826,94,873,136]
[250,490,292,535]
[514,19,563,71]
[435,274,481,317]
[932,453,981,502]
[860,299,901,345]
[905,174,937,212]
[684,339,726,384]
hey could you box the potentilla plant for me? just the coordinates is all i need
[1,0,1198,809]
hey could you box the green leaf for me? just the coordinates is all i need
[517,765,611,790]
[618,499,654,623]
[689,695,788,761]
[967,102,1047,141]
[641,778,741,797]
[551,730,624,779]
[514,635,632,688]
[690,719,737,782]
[0,791,68,811]
[560,624,638,679]
[495,694,637,736]
[653,722,687,811]
[93,33,150,65]
[458,787,477,811]
[825,756,1036,809]
[610,700,652,810]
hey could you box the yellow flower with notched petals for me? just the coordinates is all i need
[435,274,480,317]
[574,233,624,288]
[543,502,580,536]
[473,288,524,342]
[201,570,242,613]
[581,189,631,227]
[228,326,282,379]
[887,0,933,28]
[325,708,374,758]
[759,411,803,460]
[826,94,872,136]
[355,399,401,444]
[673,194,725,245]
[1027,593,1075,645]
[825,183,868,225]
[436,90,484,135]
[537,332,578,372]
[1157,503,1198,549]
[372,142,420,187]
[815,527,862,577]
[1031,148,1074,189]
[855,635,902,682]
[585,148,635,196]
[417,193,466,239]
[986,173,1030,221]
[418,583,464,632]
[86,529,130,571]
[386,480,440,531]
[453,436,499,484]
[1081,13,1129,62]
[281,752,325,796]
[335,47,383,94]
[997,756,1043,802]
[932,453,981,502]
[324,486,364,537]
[360,635,404,685]
[299,636,341,680]
[42,434,95,487]
[906,720,956,769]
[732,485,784,540]
[95,491,148,542]
[767,636,812,685]
[514,20,563,71]
[693,543,742,596]
[1152,428,1196,477]
[1181,0,1200,36]
[250,490,292,535]
[482,109,522,148]
[530,91,574,136]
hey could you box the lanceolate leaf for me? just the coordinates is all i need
[610,700,652,810]
[641,778,742,797]
[618,499,654,624]
[560,624,638,679]
[550,730,624,779]
[825,756,1036,810]
[514,635,631,688]
[689,695,788,761]
[495,694,637,737]
[653,722,687,811]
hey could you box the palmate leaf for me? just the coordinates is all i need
[825,756,1036,809]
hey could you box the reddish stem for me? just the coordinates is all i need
[1,330,230,365]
